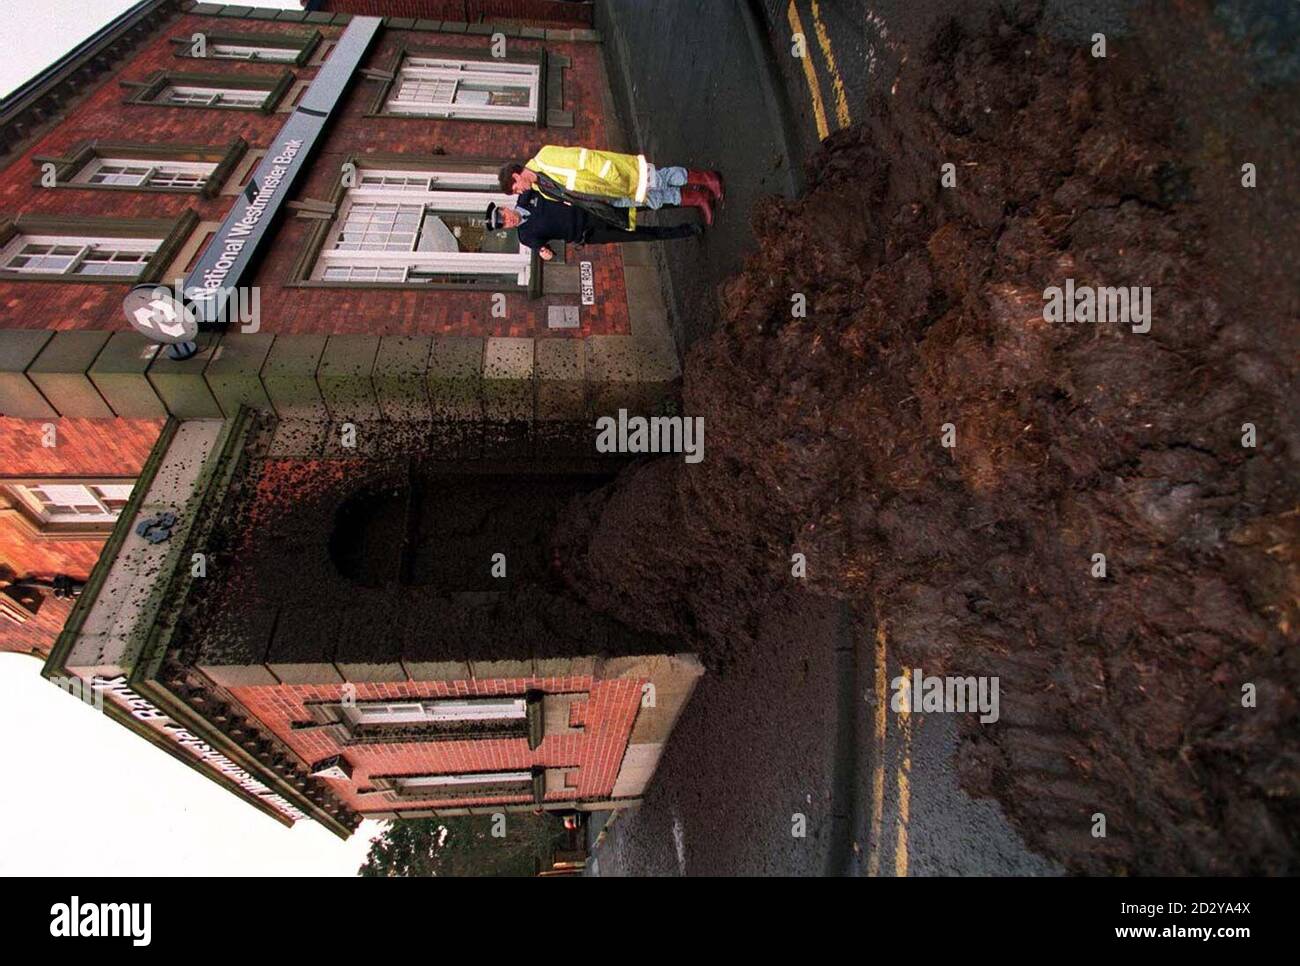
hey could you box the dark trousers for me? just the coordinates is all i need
[582,223,698,244]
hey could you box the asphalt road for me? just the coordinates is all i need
[595,0,805,351]
[595,0,1135,352]
[762,0,1134,154]
[586,593,1057,876]
[588,0,1299,876]
[589,0,1062,876]
[848,625,1061,877]
[588,591,847,876]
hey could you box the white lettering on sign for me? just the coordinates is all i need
[199,138,304,294]
[89,675,307,822]
[579,260,595,305]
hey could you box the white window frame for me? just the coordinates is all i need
[5,481,135,525]
[347,698,527,726]
[208,42,300,63]
[313,168,531,287]
[387,57,539,122]
[75,156,217,190]
[158,84,267,108]
[396,771,532,791]
[0,233,160,278]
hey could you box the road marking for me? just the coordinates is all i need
[810,0,853,129]
[866,621,887,875]
[787,1,830,139]
[895,666,913,878]
[671,811,686,875]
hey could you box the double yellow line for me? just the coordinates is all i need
[866,620,914,877]
[786,0,852,140]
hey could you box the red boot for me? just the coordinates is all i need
[687,169,725,202]
[679,185,714,227]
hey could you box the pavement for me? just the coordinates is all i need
[587,591,849,876]
[595,0,807,352]
[588,0,1065,876]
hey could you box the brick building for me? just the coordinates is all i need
[0,0,697,836]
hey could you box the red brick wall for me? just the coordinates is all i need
[230,674,644,812]
[0,18,310,330]
[0,593,73,657]
[216,452,650,812]
[0,518,107,582]
[0,9,643,788]
[0,417,162,653]
[0,416,162,476]
[0,13,630,338]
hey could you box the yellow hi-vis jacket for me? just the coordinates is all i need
[526,146,650,205]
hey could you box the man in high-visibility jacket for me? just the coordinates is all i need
[499,146,725,226]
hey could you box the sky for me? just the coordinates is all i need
[0,0,384,876]
[0,654,380,875]
[0,0,309,100]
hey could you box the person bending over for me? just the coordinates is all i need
[500,145,725,226]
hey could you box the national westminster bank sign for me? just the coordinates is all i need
[124,15,383,342]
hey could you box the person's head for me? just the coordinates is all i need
[485,202,522,231]
[498,162,535,194]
